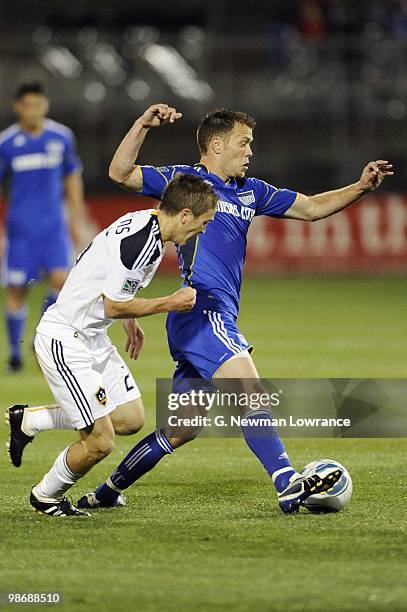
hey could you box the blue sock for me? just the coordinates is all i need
[41,291,58,316]
[95,429,173,505]
[241,409,297,493]
[5,307,27,360]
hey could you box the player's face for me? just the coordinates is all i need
[176,208,216,244]
[14,94,49,131]
[221,123,253,178]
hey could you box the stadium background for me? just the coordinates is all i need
[1,2,406,611]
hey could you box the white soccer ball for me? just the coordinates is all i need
[301,459,353,513]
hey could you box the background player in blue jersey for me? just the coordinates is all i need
[0,82,85,372]
[79,103,393,513]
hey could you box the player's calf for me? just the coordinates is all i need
[164,401,206,442]
[77,427,175,509]
[31,417,115,518]
[72,419,115,473]
[109,398,145,436]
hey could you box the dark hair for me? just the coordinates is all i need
[15,81,46,100]
[197,108,256,155]
[159,173,218,217]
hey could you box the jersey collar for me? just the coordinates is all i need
[194,164,239,188]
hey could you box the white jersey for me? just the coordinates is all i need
[37,209,164,341]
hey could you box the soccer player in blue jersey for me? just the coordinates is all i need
[0,82,85,372]
[77,103,393,514]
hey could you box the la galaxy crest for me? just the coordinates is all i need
[96,387,107,406]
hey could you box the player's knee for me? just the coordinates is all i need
[111,400,145,436]
[119,412,145,435]
[6,287,28,310]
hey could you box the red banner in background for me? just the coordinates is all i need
[2,194,406,273]
[86,193,407,273]
[247,193,407,272]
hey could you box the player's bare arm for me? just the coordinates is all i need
[64,169,86,245]
[104,287,196,319]
[285,160,394,222]
[108,104,182,192]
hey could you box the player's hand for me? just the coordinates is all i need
[169,287,196,311]
[358,160,394,191]
[138,104,182,129]
[122,318,145,360]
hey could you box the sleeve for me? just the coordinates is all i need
[63,131,82,176]
[102,222,153,302]
[254,178,298,218]
[103,256,143,303]
[139,165,189,199]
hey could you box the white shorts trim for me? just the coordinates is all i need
[34,332,141,430]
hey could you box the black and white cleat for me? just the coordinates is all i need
[30,489,90,517]
[5,404,33,467]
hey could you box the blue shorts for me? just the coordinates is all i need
[166,306,251,382]
[4,229,72,286]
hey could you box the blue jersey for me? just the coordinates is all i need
[140,164,297,316]
[0,119,81,238]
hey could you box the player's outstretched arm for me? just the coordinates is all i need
[104,287,196,319]
[108,104,182,192]
[284,160,394,221]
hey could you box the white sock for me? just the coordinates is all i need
[33,447,81,502]
[22,405,74,436]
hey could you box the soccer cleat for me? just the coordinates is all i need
[278,468,343,514]
[6,356,23,373]
[77,490,127,509]
[5,404,34,467]
[30,490,90,517]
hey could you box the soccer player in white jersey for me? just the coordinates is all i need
[6,167,217,517]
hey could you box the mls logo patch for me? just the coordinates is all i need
[96,387,107,406]
[121,278,139,295]
[238,191,255,206]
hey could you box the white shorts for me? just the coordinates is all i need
[34,331,141,430]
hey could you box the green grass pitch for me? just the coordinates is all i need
[1,276,406,611]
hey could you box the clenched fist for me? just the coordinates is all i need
[138,104,182,129]
[169,287,197,312]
